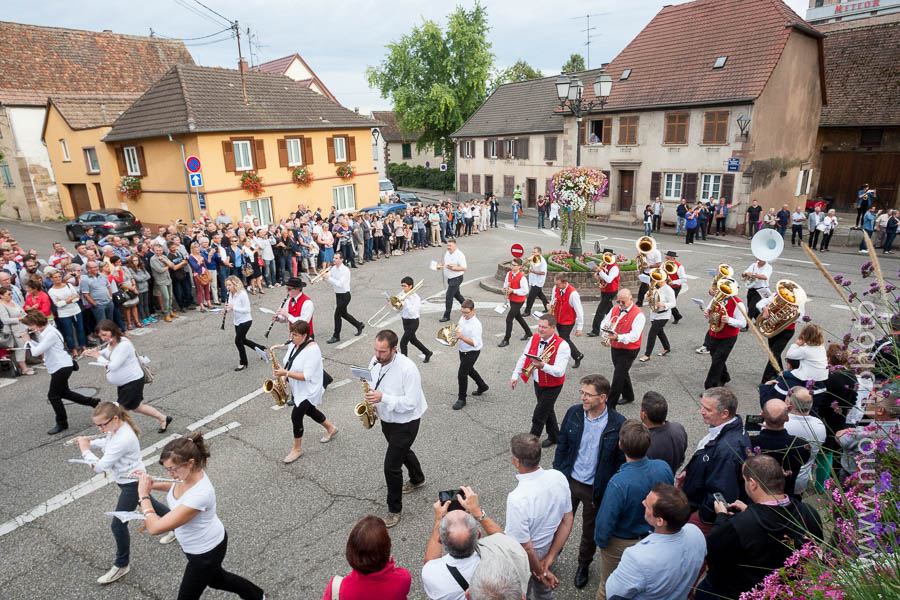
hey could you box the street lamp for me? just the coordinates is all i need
[736,115,751,139]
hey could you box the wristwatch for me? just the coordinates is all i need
[475,510,487,523]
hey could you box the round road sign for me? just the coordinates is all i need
[510,243,524,258]
[185,156,202,173]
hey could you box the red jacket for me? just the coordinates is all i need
[554,284,577,326]
[710,297,742,339]
[288,293,314,337]
[609,303,642,350]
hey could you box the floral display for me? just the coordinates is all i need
[547,168,608,251]
[336,163,355,181]
[240,172,264,196]
[117,175,141,200]
[291,166,314,187]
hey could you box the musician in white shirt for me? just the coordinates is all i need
[223,276,267,371]
[588,248,620,337]
[365,329,428,529]
[438,238,467,322]
[454,299,488,410]
[23,311,98,434]
[500,258,533,347]
[274,320,338,464]
[635,247,663,308]
[742,258,772,321]
[640,280,676,363]
[523,246,550,316]
[398,276,433,363]
[600,289,647,409]
[323,252,364,343]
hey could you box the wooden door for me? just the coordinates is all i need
[819,151,899,210]
[619,171,634,212]
[485,175,494,196]
[67,183,91,216]
[526,178,537,208]
[94,183,106,209]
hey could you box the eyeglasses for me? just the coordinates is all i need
[95,416,115,429]
[581,391,604,398]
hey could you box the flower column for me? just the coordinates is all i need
[548,168,608,256]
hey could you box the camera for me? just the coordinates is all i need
[438,488,466,512]
[744,414,763,432]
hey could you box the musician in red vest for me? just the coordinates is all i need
[600,289,646,409]
[588,248,620,338]
[551,273,585,369]
[510,314,571,448]
[756,293,801,384]
[665,250,685,324]
[499,258,533,347]
[275,277,333,387]
[703,292,746,390]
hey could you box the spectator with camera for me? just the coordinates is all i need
[639,391,688,473]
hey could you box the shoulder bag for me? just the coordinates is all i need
[133,347,153,384]
[330,575,342,600]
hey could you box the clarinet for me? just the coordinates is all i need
[221,294,229,330]
[265,293,290,338]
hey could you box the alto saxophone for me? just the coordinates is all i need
[262,344,290,407]
[354,378,377,429]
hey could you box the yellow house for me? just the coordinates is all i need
[45,64,382,227]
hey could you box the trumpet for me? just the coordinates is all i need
[635,236,656,272]
[64,433,106,445]
[522,254,541,274]
[309,266,332,284]
[354,378,377,429]
[120,473,183,484]
[368,280,424,326]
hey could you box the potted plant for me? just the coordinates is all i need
[117,175,142,200]
[292,166,314,187]
[240,172,264,196]
[336,164,355,181]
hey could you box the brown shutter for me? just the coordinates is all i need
[277,138,288,168]
[303,137,314,165]
[472,174,480,194]
[347,136,357,162]
[580,120,587,145]
[136,146,148,177]
[721,173,735,202]
[703,112,715,144]
[253,139,266,170]
[684,172,698,201]
[221,140,236,173]
[544,136,557,161]
[517,138,529,160]
[115,147,126,175]
[459,142,464,158]
[545,178,552,194]
[326,137,335,164]
[483,140,489,159]
[602,170,610,197]
[650,172,661,199]
[602,118,612,144]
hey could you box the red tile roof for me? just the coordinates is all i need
[250,53,338,103]
[0,21,194,106]
[371,111,421,142]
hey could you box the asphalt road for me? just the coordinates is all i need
[0,214,895,599]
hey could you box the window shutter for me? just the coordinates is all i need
[326,137,335,164]
[136,146,148,177]
[504,175,514,197]
[472,174,480,194]
[277,138,288,168]
[221,141,236,173]
[650,172,661,200]
[721,173,735,202]
[580,121,587,145]
[303,137,314,165]
[602,171,610,197]
[684,172,698,201]
[253,139,266,170]
[460,142,464,158]
[545,178,552,194]
[115,147,126,176]
[602,118,612,144]
[544,136,557,161]
[517,137,529,160]
[703,113,715,144]
[348,136,357,162]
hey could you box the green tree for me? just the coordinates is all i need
[494,59,543,86]
[367,1,493,159]
[561,54,585,73]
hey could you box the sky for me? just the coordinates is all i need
[7,0,813,114]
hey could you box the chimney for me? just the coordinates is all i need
[103,29,113,33]
[354,107,359,113]
[239,59,249,73]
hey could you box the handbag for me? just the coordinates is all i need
[242,262,253,277]
[133,348,153,384]
[112,289,137,305]
[197,271,212,286]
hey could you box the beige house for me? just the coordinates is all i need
[371,111,442,178]
[250,53,339,104]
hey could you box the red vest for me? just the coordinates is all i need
[602,265,619,293]
[507,271,526,303]
[669,261,682,288]
[709,297,741,339]
[521,333,566,386]
[288,293,314,337]
[609,303,643,350]
[554,285,577,326]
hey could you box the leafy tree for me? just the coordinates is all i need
[494,59,543,86]
[561,54,586,73]
[367,1,493,159]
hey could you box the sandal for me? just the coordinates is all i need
[638,356,650,362]
[234,365,247,372]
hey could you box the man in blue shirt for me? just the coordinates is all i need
[594,420,673,600]
[553,374,626,590]
[860,205,876,252]
[856,183,876,227]
[776,204,790,238]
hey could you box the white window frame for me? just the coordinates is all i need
[464,140,474,158]
[333,184,356,213]
[504,139,514,158]
[663,173,683,200]
[239,197,273,226]
[233,140,253,171]
[795,169,814,196]
[286,138,303,167]
[123,146,140,176]
[334,137,347,163]
[488,140,498,159]
[700,174,722,201]
[60,139,71,162]
[84,148,100,173]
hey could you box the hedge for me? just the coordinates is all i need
[386,163,456,191]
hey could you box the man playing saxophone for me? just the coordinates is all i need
[274,320,338,464]
[365,329,428,529]
[510,314,571,448]
[702,285,746,390]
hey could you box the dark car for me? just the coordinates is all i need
[65,209,142,241]
[396,191,423,207]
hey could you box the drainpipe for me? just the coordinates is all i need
[168,134,194,222]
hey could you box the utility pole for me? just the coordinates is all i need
[572,13,605,69]
[234,20,248,104]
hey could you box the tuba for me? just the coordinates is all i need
[635,236,655,272]
[710,263,734,294]
[663,260,678,283]
[436,324,459,346]
[354,378,377,429]
[262,344,289,407]
[708,278,738,333]
[648,268,666,312]
[757,280,806,338]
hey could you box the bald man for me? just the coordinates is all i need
[600,289,646,410]
[748,399,810,498]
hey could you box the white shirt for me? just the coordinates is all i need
[785,343,828,381]
[48,284,81,317]
[328,264,351,294]
[229,290,252,326]
[26,327,72,374]
[367,351,427,423]
[642,249,663,273]
[668,263,686,287]
[596,264,619,285]
[166,472,226,554]
[256,236,275,261]
[527,256,548,288]
[422,553,480,600]
[823,214,838,232]
[283,341,324,406]
[648,284,676,321]
[552,285,585,331]
[505,271,528,297]
[744,261,772,290]
[785,412,826,494]
[549,203,559,219]
[511,334,571,380]
[505,467,572,559]
[696,416,738,450]
[82,424,144,484]
[101,338,144,387]
[443,249,467,280]
[400,292,421,320]
[600,303,646,345]
[456,315,483,352]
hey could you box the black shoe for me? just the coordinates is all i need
[439,316,450,323]
[586,331,600,337]
[541,438,557,448]
[672,316,682,325]
[573,355,583,369]
[326,336,340,344]
[574,564,590,589]
[619,397,634,405]
[452,398,466,410]
[472,386,489,396]
[158,415,173,434]
[522,311,531,317]
[423,352,433,364]
[47,423,68,435]
[498,340,510,348]
[356,324,365,336]
[520,333,531,341]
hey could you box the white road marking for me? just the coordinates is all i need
[502,223,514,230]
[694,242,735,248]
[830,304,852,311]
[612,237,637,243]
[542,229,558,238]
[0,379,15,389]
[684,274,699,280]
[329,378,353,389]
[780,257,828,266]
[187,389,264,431]
[337,335,367,350]
[775,271,800,276]
[129,328,154,337]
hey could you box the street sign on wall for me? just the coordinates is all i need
[185,156,201,173]
[189,173,204,187]
[727,158,740,172]
[198,193,206,210]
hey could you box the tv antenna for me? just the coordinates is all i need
[572,13,607,70]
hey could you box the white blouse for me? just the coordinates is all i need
[785,343,828,382]
[82,424,145,484]
[283,342,324,406]
[25,327,72,374]
[101,338,144,387]
[229,290,252,326]
[48,284,81,318]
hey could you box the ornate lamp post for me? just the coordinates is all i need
[556,69,612,167]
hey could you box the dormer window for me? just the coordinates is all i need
[712,56,728,70]
[620,69,632,81]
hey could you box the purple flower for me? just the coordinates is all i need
[849,292,858,301]
[842,279,852,287]
[834,274,845,282]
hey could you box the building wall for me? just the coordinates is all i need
[812,126,900,209]
[386,140,436,169]
[0,107,32,221]
[284,60,314,82]
[4,106,62,221]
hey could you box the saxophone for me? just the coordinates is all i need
[354,378,378,429]
[262,344,289,407]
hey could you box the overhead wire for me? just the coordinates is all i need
[190,0,233,27]
[153,26,233,41]
[172,0,229,29]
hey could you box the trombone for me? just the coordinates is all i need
[368,280,425,327]
[309,266,332,284]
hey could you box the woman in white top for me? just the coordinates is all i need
[137,433,265,600]
[0,285,31,374]
[820,209,839,252]
[48,268,87,355]
[23,311,99,434]
[274,320,338,463]
[83,320,172,433]
[75,401,174,586]
[454,299,487,410]
[777,324,829,394]
[224,276,266,371]
[639,279,676,362]
[549,200,560,230]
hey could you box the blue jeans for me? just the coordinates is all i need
[676,216,686,233]
[778,226,787,237]
[56,312,87,350]
[263,259,275,285]
[90,301,115,325]
[112,482,170,567]
[364,238,374,260]
[644,223,652,236]
[276,255,291,282]
[537,211,545,229]
[513,210,519,227]
[885,231,897,252]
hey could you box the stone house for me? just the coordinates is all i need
[371,110,442,179]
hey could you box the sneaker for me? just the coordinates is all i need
[859,249,869,253]
[384,512,401,529]
[148,316,158,323]
[97,565,130,585]
[159,531,177,545]
[402,480,426,494]
[695,346,709,354]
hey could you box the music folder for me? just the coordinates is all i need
[350,365,373,382]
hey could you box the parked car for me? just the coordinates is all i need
[395,191,423,207]
[65,209,142,241]
[357,203,407,217]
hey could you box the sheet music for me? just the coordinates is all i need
[691,298,706,307]
[89,358,109,367]
[350,365,373,382]
[68,458,91,465]
[532,311,544,319]
[429,260,438,271]
[638,274,651,285]
[105,511,146,523]
[493,305,506,314]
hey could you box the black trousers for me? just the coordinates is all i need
[821,231,834,250]
[636,279,649,307]
[458,350,487,400]
[48,366,98,425]
[524,285,549,314]
[808,229,821,250]
[791,224,804,245]
[557,323,582,359]
[644,318,670,356]
[652,214,661,231]
[177,533,263,600]
[746,288,762,321]
[591,291,616,334]
[686,228,696,244]
[381,418,424,513]
[401,318,430,357]
[333,292,362,337]
[234,321,264,366]
[671,286,682,321]
[704,333,737,390]
[530,383,563,442]
[291,399,326,439]
[857,205,867,227]
[504,300,531,341]
[443,276,465,319]
[570,478,599,566]
[608,347,639,410]
[761,327,795,384]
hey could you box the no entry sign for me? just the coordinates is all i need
[510,243,524,258]
[185,156,202,173]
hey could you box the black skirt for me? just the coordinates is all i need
[117,377,145,410]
